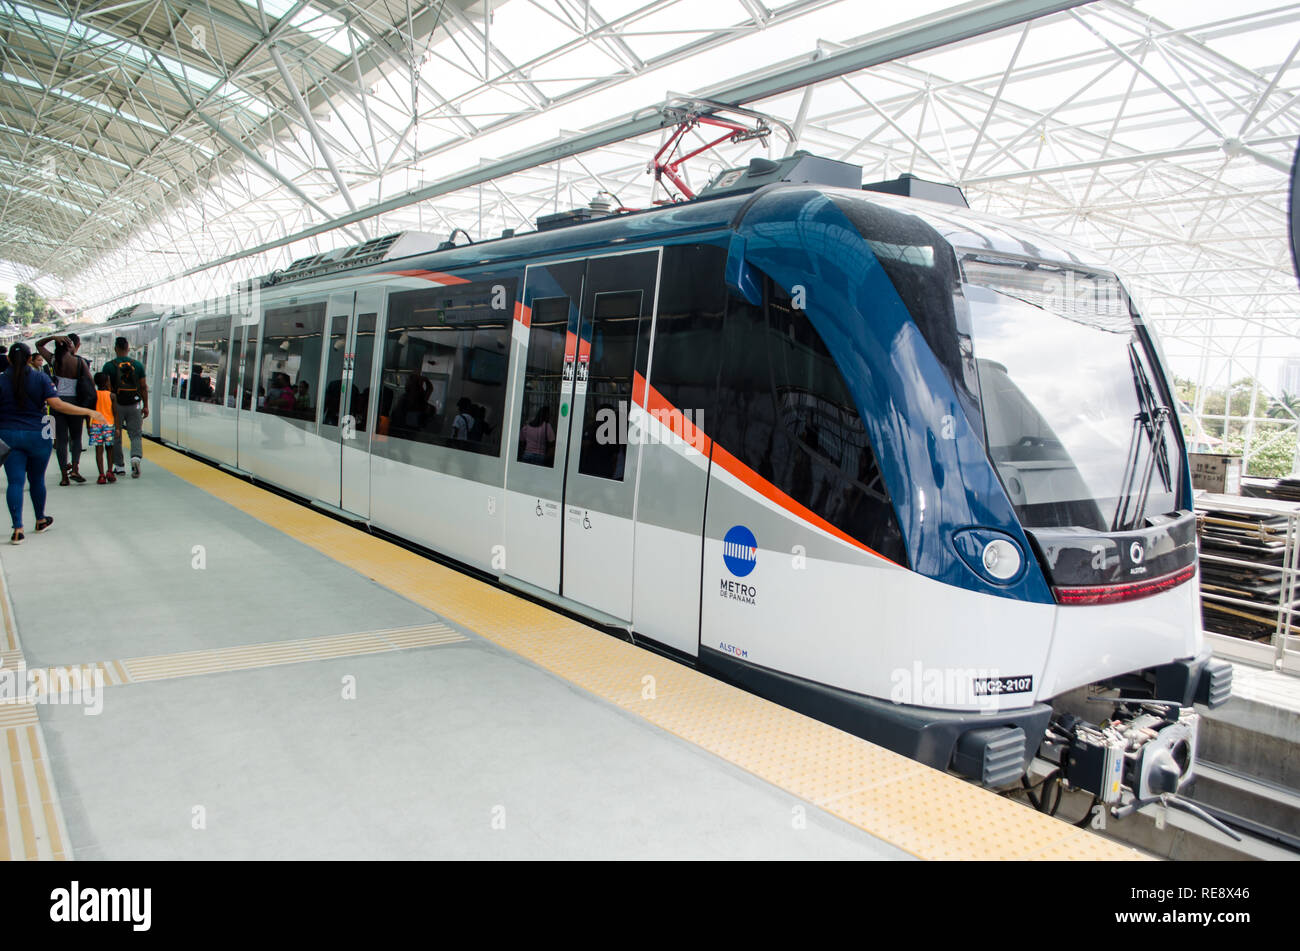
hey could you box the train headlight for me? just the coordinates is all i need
[952,529,1027,586]
[982,539,1021,581]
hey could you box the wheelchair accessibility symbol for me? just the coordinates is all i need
[535,499,543,517]
[583,511,592,530]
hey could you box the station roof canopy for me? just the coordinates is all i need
[1,0,1298,398]
[0,0,485,278]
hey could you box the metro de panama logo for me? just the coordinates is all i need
[723,525,758,577]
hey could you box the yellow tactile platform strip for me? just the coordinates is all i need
[0,561,70,860]
[36,622,466,688]
[147,442,1142,861]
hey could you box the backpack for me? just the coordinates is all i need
[73,357,97,409]
[113,357,141,405]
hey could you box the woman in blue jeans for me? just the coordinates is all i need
[0,343,105,544]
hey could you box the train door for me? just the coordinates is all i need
[562,250,660,620]
[502,260,585,593]
[318,292,352,507]
[341,289,380,518]
[503,249,660,622]
[319,288,381,516]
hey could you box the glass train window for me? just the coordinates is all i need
[258,301,326,422]
[577,290,644,481]
[170,325,191,398]
[379,279,515,455]
[713,279,907,565]
[349,311,377,434]
[516,297,569,467]
[828,193,976,418]
[322,313,349,427]
[643,244,727,428]
[84,334,108,372]
[226,328,241,407]
[168,331,179,397]
[109,327,148,377]
[191,316,230,404]
[129,327,149,375]
[239,327,257,410]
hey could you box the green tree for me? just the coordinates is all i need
[1223,429,1298,478]
[1267,392,1300,419]
[0,293,11,324]
[12,283,47,326]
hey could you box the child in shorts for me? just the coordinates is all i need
[90,372,117,484]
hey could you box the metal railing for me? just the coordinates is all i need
[1195,494,1300,675]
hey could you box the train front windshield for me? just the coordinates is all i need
[960,256,1183,533]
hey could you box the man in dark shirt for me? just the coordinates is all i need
[102,337,149,478]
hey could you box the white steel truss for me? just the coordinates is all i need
[2,0,1299,469]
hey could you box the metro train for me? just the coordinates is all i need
[75,152,1231,818]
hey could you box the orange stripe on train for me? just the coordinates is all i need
[634,373,894,565]
[388,271,530,327]
[384,269,470,284]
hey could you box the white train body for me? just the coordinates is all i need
[76,176,1229,797]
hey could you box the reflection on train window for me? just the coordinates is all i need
[258,302,326,422]
[239,327,257,410]
[83,335,109,373]
[322,313,349,427]
[643,244,727,424]
[349,313,377,434]
[170,328,191,399]
[82,325,149,397]
[380,279,515,455]
[578,290,643,481]
[223,318,253,409]
[516,297,568,467]
[318,311,377,433]
[191,316,230,404]
[713,279,908,565]
[966,284,1178,532]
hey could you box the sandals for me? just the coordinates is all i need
[10,517,53,544]
[69,469,86,484]
[59,467,70,487]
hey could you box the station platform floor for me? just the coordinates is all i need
[0,441,1140,861]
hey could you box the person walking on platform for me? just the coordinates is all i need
[35,332,95,485]
[103,337,148,478]
[0,343,105,545]
[90,373,118,485]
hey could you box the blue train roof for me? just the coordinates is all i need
[149,181,1125,318]
[289,191,755,287]
[349,184,1119,285]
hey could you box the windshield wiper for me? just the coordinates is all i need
[1112,344,1174,532]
